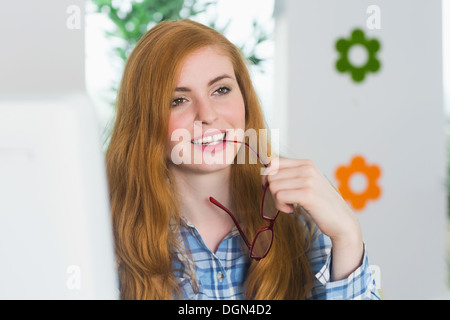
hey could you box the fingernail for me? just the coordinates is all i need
[262,184,265,191]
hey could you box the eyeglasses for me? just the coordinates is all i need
[208,140,280,261]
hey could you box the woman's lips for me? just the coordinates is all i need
[191,131,228,152]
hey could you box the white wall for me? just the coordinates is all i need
[274,0,447,299]
[0,0,85,95]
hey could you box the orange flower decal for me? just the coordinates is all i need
[335,155,381,210]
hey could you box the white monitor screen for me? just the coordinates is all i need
[0,93,118,299]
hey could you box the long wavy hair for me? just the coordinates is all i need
[106,19,315,300]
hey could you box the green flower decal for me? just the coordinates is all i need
[335,29,381,83]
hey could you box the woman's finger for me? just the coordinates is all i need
[261,158,319,187]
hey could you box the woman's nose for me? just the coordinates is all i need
[195,98,218,125]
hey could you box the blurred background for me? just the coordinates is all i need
[0,0,448,299]
[86,0,450,299]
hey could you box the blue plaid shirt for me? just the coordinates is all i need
[171,217,380,300]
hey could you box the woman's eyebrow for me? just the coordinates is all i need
[175,87,191,92]
[175,74,234,92]
[208,74,234,86]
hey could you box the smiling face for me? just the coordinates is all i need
[166,46,246,174]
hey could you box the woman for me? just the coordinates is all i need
[106,19,380,300]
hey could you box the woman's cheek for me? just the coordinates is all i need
[167,113,189,158]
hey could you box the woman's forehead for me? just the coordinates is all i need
[175,46,235,84]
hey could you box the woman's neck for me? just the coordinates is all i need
[170,166,234,217]
[168,164,236,252]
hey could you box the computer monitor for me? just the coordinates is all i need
[0,93,118,299]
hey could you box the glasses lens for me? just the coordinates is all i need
[262,186,279,219]
[251,228,273,259]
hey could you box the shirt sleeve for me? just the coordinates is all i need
[306,227,381,300]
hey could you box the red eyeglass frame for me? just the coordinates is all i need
[208,140,280,261]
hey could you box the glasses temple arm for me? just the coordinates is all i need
[208,196,252,249]
[223,140,268,167]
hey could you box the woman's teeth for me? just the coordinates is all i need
[192,133,226,146]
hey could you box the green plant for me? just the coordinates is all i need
[90,0,211,63]
[90,0,270,72]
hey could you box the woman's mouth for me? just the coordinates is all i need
[191,132,227,146]
[190,131,229,153]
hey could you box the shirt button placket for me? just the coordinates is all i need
[216,271,224,282]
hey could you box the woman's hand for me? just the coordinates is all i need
[262,157,364,281]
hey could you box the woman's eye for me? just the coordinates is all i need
[172,97,187,106]
[214,86,231,96]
